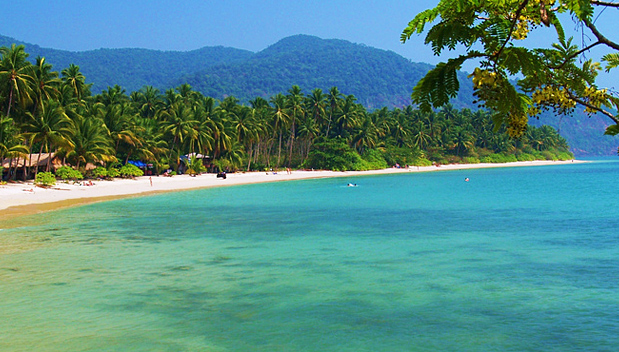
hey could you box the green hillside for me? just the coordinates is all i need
[177,35,478,110]
[0,35,254,93]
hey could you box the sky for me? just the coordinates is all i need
[1,0,615,87]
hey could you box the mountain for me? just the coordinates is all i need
[0,35,254,93]
[0,34,616,155]
[177,35,475,110]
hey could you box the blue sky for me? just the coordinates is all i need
[2,0,615,87]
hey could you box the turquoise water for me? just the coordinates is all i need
[1,160,618,351]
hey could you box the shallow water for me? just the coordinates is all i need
[1,160,618,351]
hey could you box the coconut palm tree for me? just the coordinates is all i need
[297,114,320,159]
[133,86,164,119]
[30,56,61,114]
[159,103,198,170]
[269,93,289,168]
[326,86,343,137]
[64,115,115,170]
[334,95,361,139]
[351,115,378,153]
[411,121,431,150]
[61,64,90,102]
[99,102,140,159]
[451,126,475,156]
[0,115,29,179]
[307,88,327,128]
[285,85,304,167]
[0,44,34,118]
[22,100,73,175]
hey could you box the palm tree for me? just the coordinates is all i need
[334,95,361,139]
[98,85,129,105]
[61,64,90,102]
[30,56,61,114]
[297,114,320,159]
[351,115,378,153]
[285,85,304,167]
[411,121,431,150]
[232,107,259,171]
[64,115,115,170]
[451,126,475,156]
[269,93,289,168]
[0,44,34,118]
[22,100,73,175]
[99,102,140,160]
[307,88,327,128]
[133,86,164,119]
[132,117,168,167]
[326,86,343,137]
[159,103,198,170]
[0,115,29,180]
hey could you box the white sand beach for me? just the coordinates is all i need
[0,160,583,220]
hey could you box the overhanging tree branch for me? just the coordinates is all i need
[583,18,619,51]
[591,0,619,8]
[565,89,619,123]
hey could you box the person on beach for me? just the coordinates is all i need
[149,177,152,187]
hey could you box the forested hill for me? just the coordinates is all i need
[0,35,254,93]
[177,35,475,110]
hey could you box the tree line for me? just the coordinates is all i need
[0,44,572,180]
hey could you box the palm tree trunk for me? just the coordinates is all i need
[6,86,14,117]
[277,132,282,168]
[246,146,253,172]
[326,112,333,137]
[288,122,295,168]
[35,144,44,178]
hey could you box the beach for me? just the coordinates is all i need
[0,160,582,220]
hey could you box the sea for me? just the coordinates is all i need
[1,159,618,352]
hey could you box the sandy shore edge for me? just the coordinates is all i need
[1,160,584,221]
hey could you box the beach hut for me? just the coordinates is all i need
[1,153,63,180]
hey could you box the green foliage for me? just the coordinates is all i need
[119,164,144,178]
[360,149,389,170]
[184,157,207,176]
[91,166,108,179]
[382,146,425,167]
[402,0,619,138]
[107,167,120,178]
[516,153,536,162]
[481,153,518,164]
[35,171,56,187]
[463,157,480,164]
[55,166,83,180]
[412,58,464,112]
[303,138,361,171]
[602,53,619,73]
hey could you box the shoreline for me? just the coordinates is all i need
[0,160,584,222]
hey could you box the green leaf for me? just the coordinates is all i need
[602,53,619,73]
[549,13,565,43]
[401,8,441,42]
[563,0,594,21]
[412,56,465,112]
[500,47,537,76]
[425,20,476,55]
[604,124,619,136]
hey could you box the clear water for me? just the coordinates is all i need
[1,160,618,351]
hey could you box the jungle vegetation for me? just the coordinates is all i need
[0,44,572,180]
